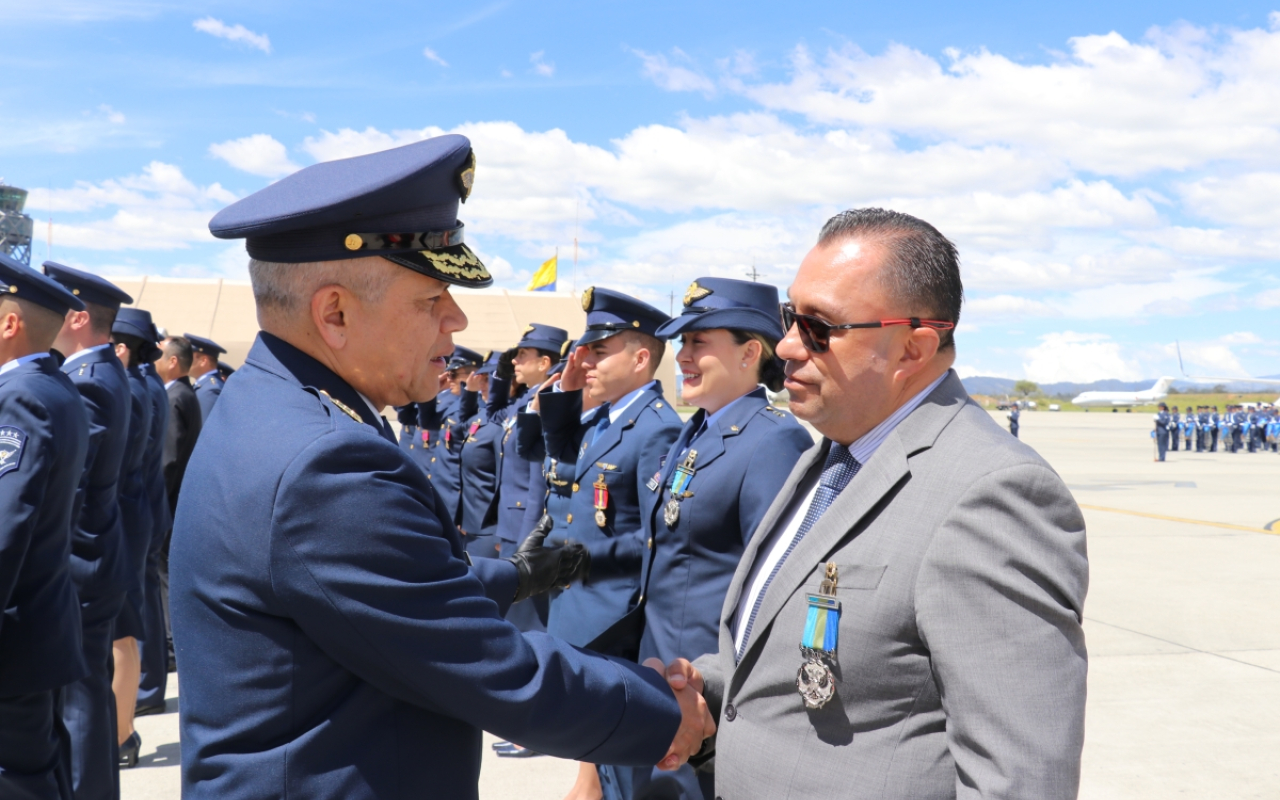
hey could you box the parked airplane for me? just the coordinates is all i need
[1176,342,1280,404]
[1071,377,1177,408]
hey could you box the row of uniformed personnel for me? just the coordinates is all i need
[1153,402,1279,461]
[0,253,231,800]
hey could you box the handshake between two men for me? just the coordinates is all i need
[506,521,715,771]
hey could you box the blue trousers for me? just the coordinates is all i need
[60,593,123,800]
[600,762,715,800]
[135,539,168,709]
[0,690,72,800]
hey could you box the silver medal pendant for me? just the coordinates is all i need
[663,496,681,528]
[796,652,836,709]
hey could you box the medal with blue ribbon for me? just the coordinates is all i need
[663,449,697,528]
[796,562,841,709]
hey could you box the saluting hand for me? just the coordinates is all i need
[644,658,715,771]
[558,346,589,393]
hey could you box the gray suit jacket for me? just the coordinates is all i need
[695,371,1088,800]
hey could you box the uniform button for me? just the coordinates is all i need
[431,457,437,463]
[724,703,737,721]
[572,483,579,492]
[515,501,522,507]
[638,594,644,603]
[648,537,654,549]
[566,514,573,523]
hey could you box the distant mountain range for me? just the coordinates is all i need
[962,375,1280,398]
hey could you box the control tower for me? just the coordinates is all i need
[0,180,35,265]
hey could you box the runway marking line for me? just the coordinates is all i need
[1077,504,1279,536]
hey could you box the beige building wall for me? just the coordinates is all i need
[108,277,678,393]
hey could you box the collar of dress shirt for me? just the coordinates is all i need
[62,342,112,369]
[608,380,657,424]
[0,352,51,376]
[194,367,218,381]
[843,370,950,467]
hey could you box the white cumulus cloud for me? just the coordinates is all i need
[1023,332,1143,383]
[193,17,271,54]
[209,134,299,178]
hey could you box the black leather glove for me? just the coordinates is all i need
[508,517,591,603]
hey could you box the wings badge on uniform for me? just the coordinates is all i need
[0,426,27,478]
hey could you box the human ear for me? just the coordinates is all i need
[311,286,351,350]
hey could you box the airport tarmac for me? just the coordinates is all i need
[121,410,1280,799]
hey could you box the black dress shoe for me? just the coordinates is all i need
[119,732,141,768]
[135,702,166,717]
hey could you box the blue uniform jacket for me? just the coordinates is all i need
[538,383,682,647]
[494,386,539,548]
[63,346,132,602]
[0,356,90,695]
[419,391,463,517]
[143,366,172,555]
[394,404,420,459]
[457,385,507,539]
[636,390,811,664]
[117,364,155,626]
[192,369,224,422]
[170,333,681,800]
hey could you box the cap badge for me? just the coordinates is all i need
[684,281,712,307]
[523,324,536,336]
[560,339,571,357]
[456,149,476,203]
[581,287,594,312]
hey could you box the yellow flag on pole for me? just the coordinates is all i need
[527,254,557,291]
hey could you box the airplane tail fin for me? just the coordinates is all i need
[1152,376,1176,395]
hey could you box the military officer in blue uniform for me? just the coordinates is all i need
[534,288,683,648]
[1154,402,1170,461]
[494,324,568,558]
[428,345,484,522]
[1008,402,1020,438]
[592,278,814,800]
[45,262,136,800]
[456,351,509,558]
[185,334,226,422]
[109,308,159,767]
[137,321,175,718]
[174,134,711,799]
[1170,405,1181,451]
[0,255,91,800]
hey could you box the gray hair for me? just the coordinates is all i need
[248,257,397,319]
[818,208,964,351]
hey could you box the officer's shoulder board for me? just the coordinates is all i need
[0,425,27,478]
[306,388,366,428]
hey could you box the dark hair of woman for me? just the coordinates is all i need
[728,330,785,392]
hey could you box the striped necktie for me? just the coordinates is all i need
[736,444,861,661]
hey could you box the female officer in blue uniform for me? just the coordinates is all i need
[596,277,813,800]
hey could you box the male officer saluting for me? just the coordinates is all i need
[0,255,90,800]
[44,262,135,800]
[184,334,226,422]
[535,288,684,649]
[172,134,712,799]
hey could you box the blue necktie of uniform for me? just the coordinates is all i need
[588,405,612,448]
[736,444,861,661]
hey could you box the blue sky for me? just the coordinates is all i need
[4,0,1279,382]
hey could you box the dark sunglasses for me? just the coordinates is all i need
[779,302,956,353]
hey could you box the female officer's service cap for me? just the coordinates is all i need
[654,277,784,341]
[208,134,492,289]
[184,334,227,357]
[0,252,86,315]
[41,261,133,308]
[113,308,161,361]
[516,323,568,354]
[577,288,671,346]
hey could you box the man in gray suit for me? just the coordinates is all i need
[662,208,1088,799]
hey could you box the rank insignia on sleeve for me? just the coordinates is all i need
[0,427,27,478]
